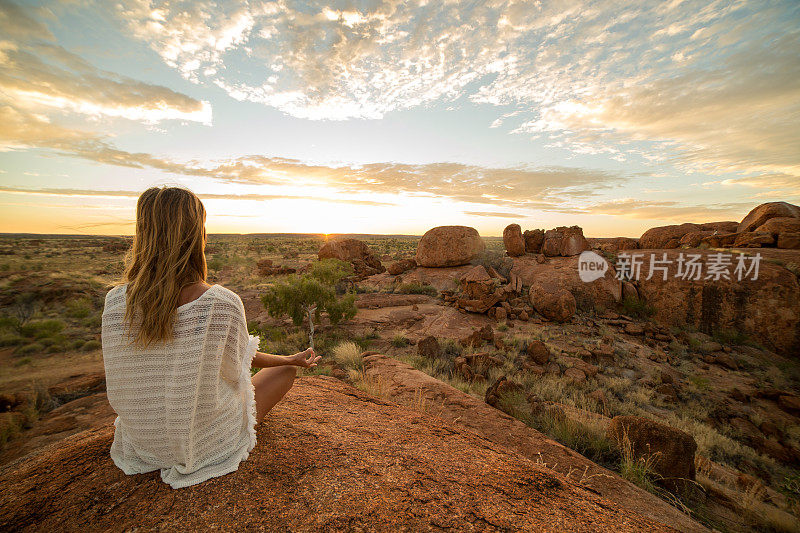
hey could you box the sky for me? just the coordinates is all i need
[0,0,798,237]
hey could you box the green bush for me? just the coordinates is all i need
[82,340,101,351]
[65,297,92,319]
[394,282,437,296]
[390,334,409,348]
[621,295,655,319]
[20,319,65,339]
[15,343,44,356]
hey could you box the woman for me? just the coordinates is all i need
[101,186,320,489]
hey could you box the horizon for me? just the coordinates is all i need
[1,1,798,237]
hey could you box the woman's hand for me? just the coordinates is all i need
[289,347,321,368]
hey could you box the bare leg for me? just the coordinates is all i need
[252,366,296,422]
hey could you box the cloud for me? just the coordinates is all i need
[112,0,799,191]
[464,211,526,219]
[0,0,211,124]
[581,199,753,222]
[0,105,626,211]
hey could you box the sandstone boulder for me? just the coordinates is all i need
[639,223,700,249]
[0,376,673,532]
[510,255,622,312]
[542,226,589,257]
[523,229,545,253]
[607,415,697,490]
[318,238,385,278]
[738,201,800,233]
[387,258,416,275]
[778,233,800,249]
[700,221,740,233]
[755,217,800,236]
[679,231,715,248]
[588,237,639,253]
[503,224,525,256]
[526,340,551,365]
[529,281,576,322]
[416,226,485,267]
[733,232,774,248]
[417,335,441,358]
[634,249,800,355]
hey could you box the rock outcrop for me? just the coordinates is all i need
[362,355,706,532]
[633,250,800,355]
[415,225,485,267]
[529,281,577,322]
[318,238,385,279]
[524,229,545,253]
[639,223,702,249]
[738,201,800,233]
[503,223,525,256]
[542,226,590,257]
[0,376,675,532]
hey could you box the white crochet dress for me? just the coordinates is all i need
[101,283,260,489]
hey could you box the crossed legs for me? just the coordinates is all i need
[252,365,296,423]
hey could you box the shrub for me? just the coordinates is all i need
[65,297,92,319]
[20,319,65,339]
[82,340,101,351]
[15,343,43,356]
[621,296,655,319]
[394,282,437,296]
[332,341,363,371]
[390,334,409,348]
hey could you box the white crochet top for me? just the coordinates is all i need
[101,283,260,489]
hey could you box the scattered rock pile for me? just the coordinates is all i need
[442,264,533,320]
[503,224,590,257]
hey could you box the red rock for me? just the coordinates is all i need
[318,238,384,278]
[607,416,697,490]
[778,233,800,249]
[588,237,639,253]
[542,226,590,257]
[0,376,679,533]
[387,258,416,275]
[511,255,622,311]
[495,306,508,320]
[700,221,740,233]
[416,226,485,267]
[733,231,774,248]
[738,201,800,232]
[778,394,800,414]
[755,217,800,236]
[563,367,586,383]
[635,250,800,356]
[526,340,551,365]
[417,336,441,358]
[485,376,523,411]
[503,224,525,257]
[640,223,701,249]
[700,232,738,248]
[523,229,544,253]
[529,281,576,322]
[679,231,715,248]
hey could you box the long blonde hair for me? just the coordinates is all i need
[121,186,208,347]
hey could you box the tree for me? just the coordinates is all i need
[261,258,357,349]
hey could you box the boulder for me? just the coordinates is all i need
[417,336,441,359]
[733,232,774,248]
[485,376,523,411]
[700,232,738,248]
[755,217,800,236]
[607,416,697,490]
[525,340,551,365]
[588,237,639,253]
[778,233,800,249]
[639,223,700,249]
[529,281,576,322]
[679,231,715,248]
[416,226,485,267]
[256,259,296,276]
[318,238,385,278]
[542,226,589,257]
[503,224,525,257]
[738,201,800,233]
[523,229,545,253]
[700,221,740,233]
[634,250,800,355]
[510,255,622,312]
[387,258,416,276]
[563,367,587,384]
